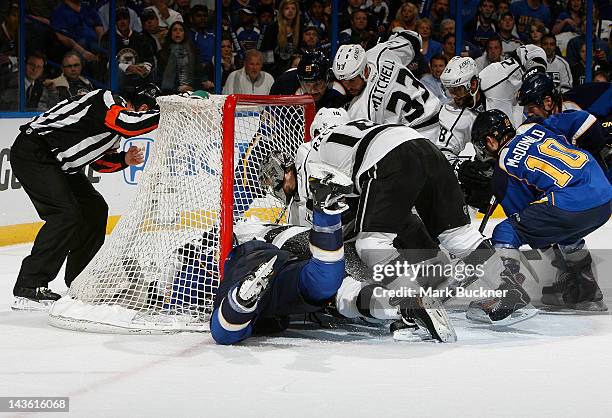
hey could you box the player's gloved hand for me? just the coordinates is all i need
[307,162,353,215]
[457,159,494,212]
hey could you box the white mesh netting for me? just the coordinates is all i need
[48,94,313,333]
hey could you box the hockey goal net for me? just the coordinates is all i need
[48,94,315,333]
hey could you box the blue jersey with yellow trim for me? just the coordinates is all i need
[494,122,612,214]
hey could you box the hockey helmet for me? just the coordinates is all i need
[471,110,516,157]
[440,56,479,103]
[133,83,161,110]
[310,107,350,139]
[298,51,331,84]
[518,72,557,106]
[259,150,293,202]
[333,44,368,81]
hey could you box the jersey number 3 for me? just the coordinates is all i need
[386,68,428,123]
[524,138,589,187]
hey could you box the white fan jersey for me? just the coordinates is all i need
[479,44,546,127]
[346,41,441,137]
[304,119,425,193]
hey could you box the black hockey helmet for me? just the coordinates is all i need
[297,51,331,84]
[133,83,161,110]
[518,72,557,107]
[471,110,515,157]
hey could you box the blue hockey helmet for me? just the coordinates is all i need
[297,51,331,84]
[518,72,557,107]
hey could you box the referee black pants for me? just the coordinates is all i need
[10,134,108,289]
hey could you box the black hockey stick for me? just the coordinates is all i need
[478,195,498,234]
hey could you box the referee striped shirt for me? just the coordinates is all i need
[20,89,159,173]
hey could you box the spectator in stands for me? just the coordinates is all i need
[304,0,328,39]
[24,52,53,111]
[429,0,450,40]
[204,37,236,92]
[528,20,547,48]
[0,3,18,60]
[463,0,498,49]
[189,5,214,68]
[552,0,583,35]
[301,26,321,52]
[496,0,510,17]
[98,0,142,33]
[169,0,191,22]
[102,7,155,97]
[222,49,274,94]
[566,19,610,68]
[416,18,443,66]
[339,0,367,31]
[27,0,60,21]
[439,18,455,38]
[339,9,371,45]
[390,2,418,31]
[571,41,610,87]
[235,7,261,53]
[290,53,302,68]
[474,35,503,72]
[260,0,302,77]
[142,7,168,58]
[159,21,201,93]
[147,0,183,29]
[440,30,482,60]
[420,54,449,103]
[50,0,104,63]
[498,12,523,54]
[257,4,276,39]
[541,33,573,92]
[593,70,609,82]
[43,51,94,106]
[366,0,389,34]
[510,0,551,42]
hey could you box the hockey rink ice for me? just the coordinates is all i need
[1,219,612,417]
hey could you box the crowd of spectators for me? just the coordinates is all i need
[0,0,610,112]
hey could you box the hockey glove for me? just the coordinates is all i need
[457,159,493,212]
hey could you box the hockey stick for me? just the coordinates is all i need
[478,195,498,234]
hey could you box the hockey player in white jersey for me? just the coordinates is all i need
[332,31,441,140]
[437,45,547,163]
[266,108,538,327]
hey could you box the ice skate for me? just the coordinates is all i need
[235,255,278,308]
[12,286,61,312]
[392,295,457,343]
[307,162,353,214]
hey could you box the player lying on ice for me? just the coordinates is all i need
[469,109,612,313]
[209,162,456,345]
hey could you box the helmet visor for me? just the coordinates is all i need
[444,85,470,99]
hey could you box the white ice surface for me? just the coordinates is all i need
[1,220,612,418]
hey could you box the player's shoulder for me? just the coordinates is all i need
[270,68,300,95]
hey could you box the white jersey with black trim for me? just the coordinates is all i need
[305,119,425,193]
[435,102,481,164]
[346,41,441,139]
[479,44,546,127]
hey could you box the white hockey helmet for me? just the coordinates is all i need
[333,44,368,81]
[513,44,547,74]
[440,56,479,89]
[310,107,350,139]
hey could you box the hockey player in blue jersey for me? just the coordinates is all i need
[518,74,611,180]
[470,110,612,314]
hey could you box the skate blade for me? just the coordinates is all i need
[565,300,608,312]
[393,328,429,342]
[11,297,56,312]
[420,296,458,343]
[466,303,538,327]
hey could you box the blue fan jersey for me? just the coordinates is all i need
[494,122,612,214]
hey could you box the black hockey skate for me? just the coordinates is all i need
[12,286,62,311]
[308,162,353,214]
[466,258,537,326]
[235,255,277,308]
[391,295,457,343]
[562,253,607,312]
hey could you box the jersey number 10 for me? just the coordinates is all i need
[524,138,589,187]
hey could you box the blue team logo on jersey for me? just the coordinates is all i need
[123,138,154,185]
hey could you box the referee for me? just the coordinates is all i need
[10,84,161,310]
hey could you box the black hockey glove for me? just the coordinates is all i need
[457,159,493,212]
